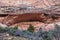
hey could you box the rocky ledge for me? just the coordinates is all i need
[0,14,60,32]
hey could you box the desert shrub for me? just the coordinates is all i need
[7,26,18,36]
[0,27,10,33]
[42,24,60,40]
[14,30,33,38]
[52,24,60,40]
[36,28,53,40]
[42,31,53,40]
[0,27,5,33]
[37,28,43,37]
[0,26,18,36]
[7,28,17,36]
[14,30,26,37]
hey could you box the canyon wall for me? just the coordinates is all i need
[0,0,60,8]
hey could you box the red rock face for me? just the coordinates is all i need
[0,13,60,32]
[0,17,4,23]
[2,13,47,25]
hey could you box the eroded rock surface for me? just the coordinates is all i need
[0,13,60,32]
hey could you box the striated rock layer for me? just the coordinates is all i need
[0,0,60,8]
[0,0,60,32]
[0,13,60,32]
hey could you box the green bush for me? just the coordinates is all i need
[0,26,18,36]
[7,28,17,36]
[0,27,8,33]
[42,24,60,40]
[37,28,52,40]
[7,26,18,36]
[52,24,60,40]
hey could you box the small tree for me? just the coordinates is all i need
[13,26,18,30]
[28,24,34,33]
